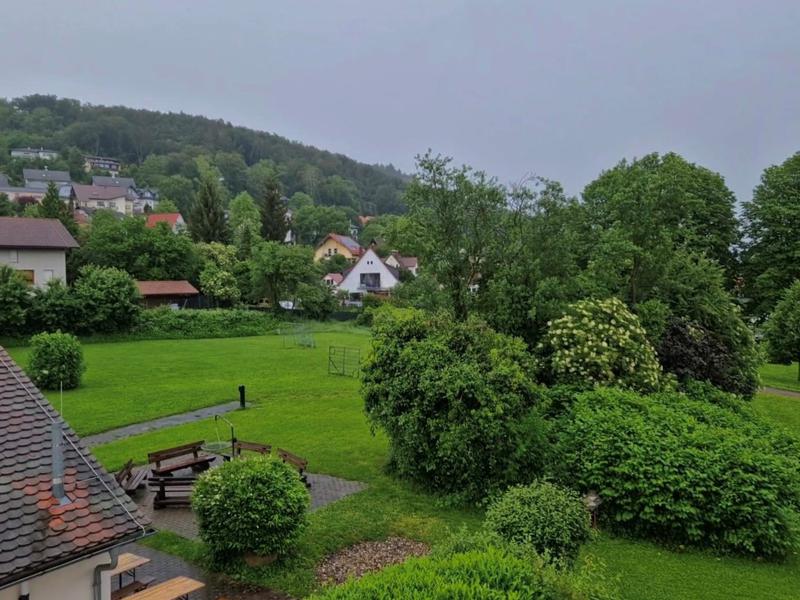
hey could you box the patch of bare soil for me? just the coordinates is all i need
[316,537,430,586]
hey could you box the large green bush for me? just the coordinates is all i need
[485,481,591,563]
[27,332,85,390]
[72,265,140,333]
[309,546,618,600]
[28,280,79,334]
[554,387,800,558]
[362,307,546,503]
[539,297,662,392]
[0,265,31,337]
[192,456,309,563]
[135,307,276,339]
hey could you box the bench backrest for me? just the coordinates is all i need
[115,459,133,484]
[277,448,308,470]
[234,441,271,457]
[148,441,205,465]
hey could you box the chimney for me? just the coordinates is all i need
[51,422,70,505]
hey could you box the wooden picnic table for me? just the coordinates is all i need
[125,576,205,600]
[108,552,154,599]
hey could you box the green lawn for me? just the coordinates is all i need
[8,326,371,436]
[760,362,800,393]
[754,392,800,438]
[22,331,799,598]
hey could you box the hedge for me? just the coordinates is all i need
[133,307,277,340]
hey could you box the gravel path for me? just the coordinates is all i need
[761,386,800,399]
[316,537,429,585]
[83,401,242,447]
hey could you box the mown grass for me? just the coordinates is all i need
[760,362,800,393]
[7,327,370,436]
[79,333,800,598]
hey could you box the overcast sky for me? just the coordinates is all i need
[2,1,799,202]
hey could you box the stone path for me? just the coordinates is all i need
[134,459,366,541]
[84,402,242,447]
[118,543,293,599]
[761,386,800,400]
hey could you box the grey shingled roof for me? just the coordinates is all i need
[91,176,135,189]
[0,348,149,589]
[0,218,78,250]
[22,169,71,183]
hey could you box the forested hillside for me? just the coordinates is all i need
[0,94,407,214]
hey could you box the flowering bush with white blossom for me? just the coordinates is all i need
[539,298,662,392]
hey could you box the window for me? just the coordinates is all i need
[43,269,54,283]
[8,250,18,263]
[360,273,380,289]
[16,270,34,285]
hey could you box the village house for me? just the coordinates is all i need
[145,212,186,233]
[0,348,151,600]
[313,233,364,263]
[23,169,71,189]
[337,247,400,298]
[10,147,59,161]
[323,272,344,290]
[83,155,121,174]
[71,184,132,216]
[0,217,77,287]
[384,252,419,277]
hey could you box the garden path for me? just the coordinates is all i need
[83,401,242,447]
[761,386,800,399]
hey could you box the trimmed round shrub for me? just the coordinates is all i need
[539,297,662,392]
[28,331,85,390]
[362,307,545,503]
[485,481,591,563]
[554,387,800,559]
[309,546,618,600]
[192,456,309,563]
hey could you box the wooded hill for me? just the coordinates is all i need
[0,94,407,214]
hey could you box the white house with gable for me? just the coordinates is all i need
[338,248,400,298]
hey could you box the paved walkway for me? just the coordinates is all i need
[761,386,800,400]
[84,402,242,447]
[118,543,293,599]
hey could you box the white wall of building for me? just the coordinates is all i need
[339,248,399,295]
[0,248,67,288]
[0,552,113,600]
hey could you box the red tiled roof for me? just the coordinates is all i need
[0,217,78,249]
[399,256,418,269]
[323,273,344,285]
[325,233,364,255]
[71,184,128,203]
[136,280,199,297]
[0,347,149,588]
[146,213,182,228]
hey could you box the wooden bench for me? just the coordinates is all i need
[277,448,310,487]
[148,441,213,477]
[125,576,205,600]
[150,476,197,509]
[234,440,271,458]
[111,576,155,600]
[115,460,148,494]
